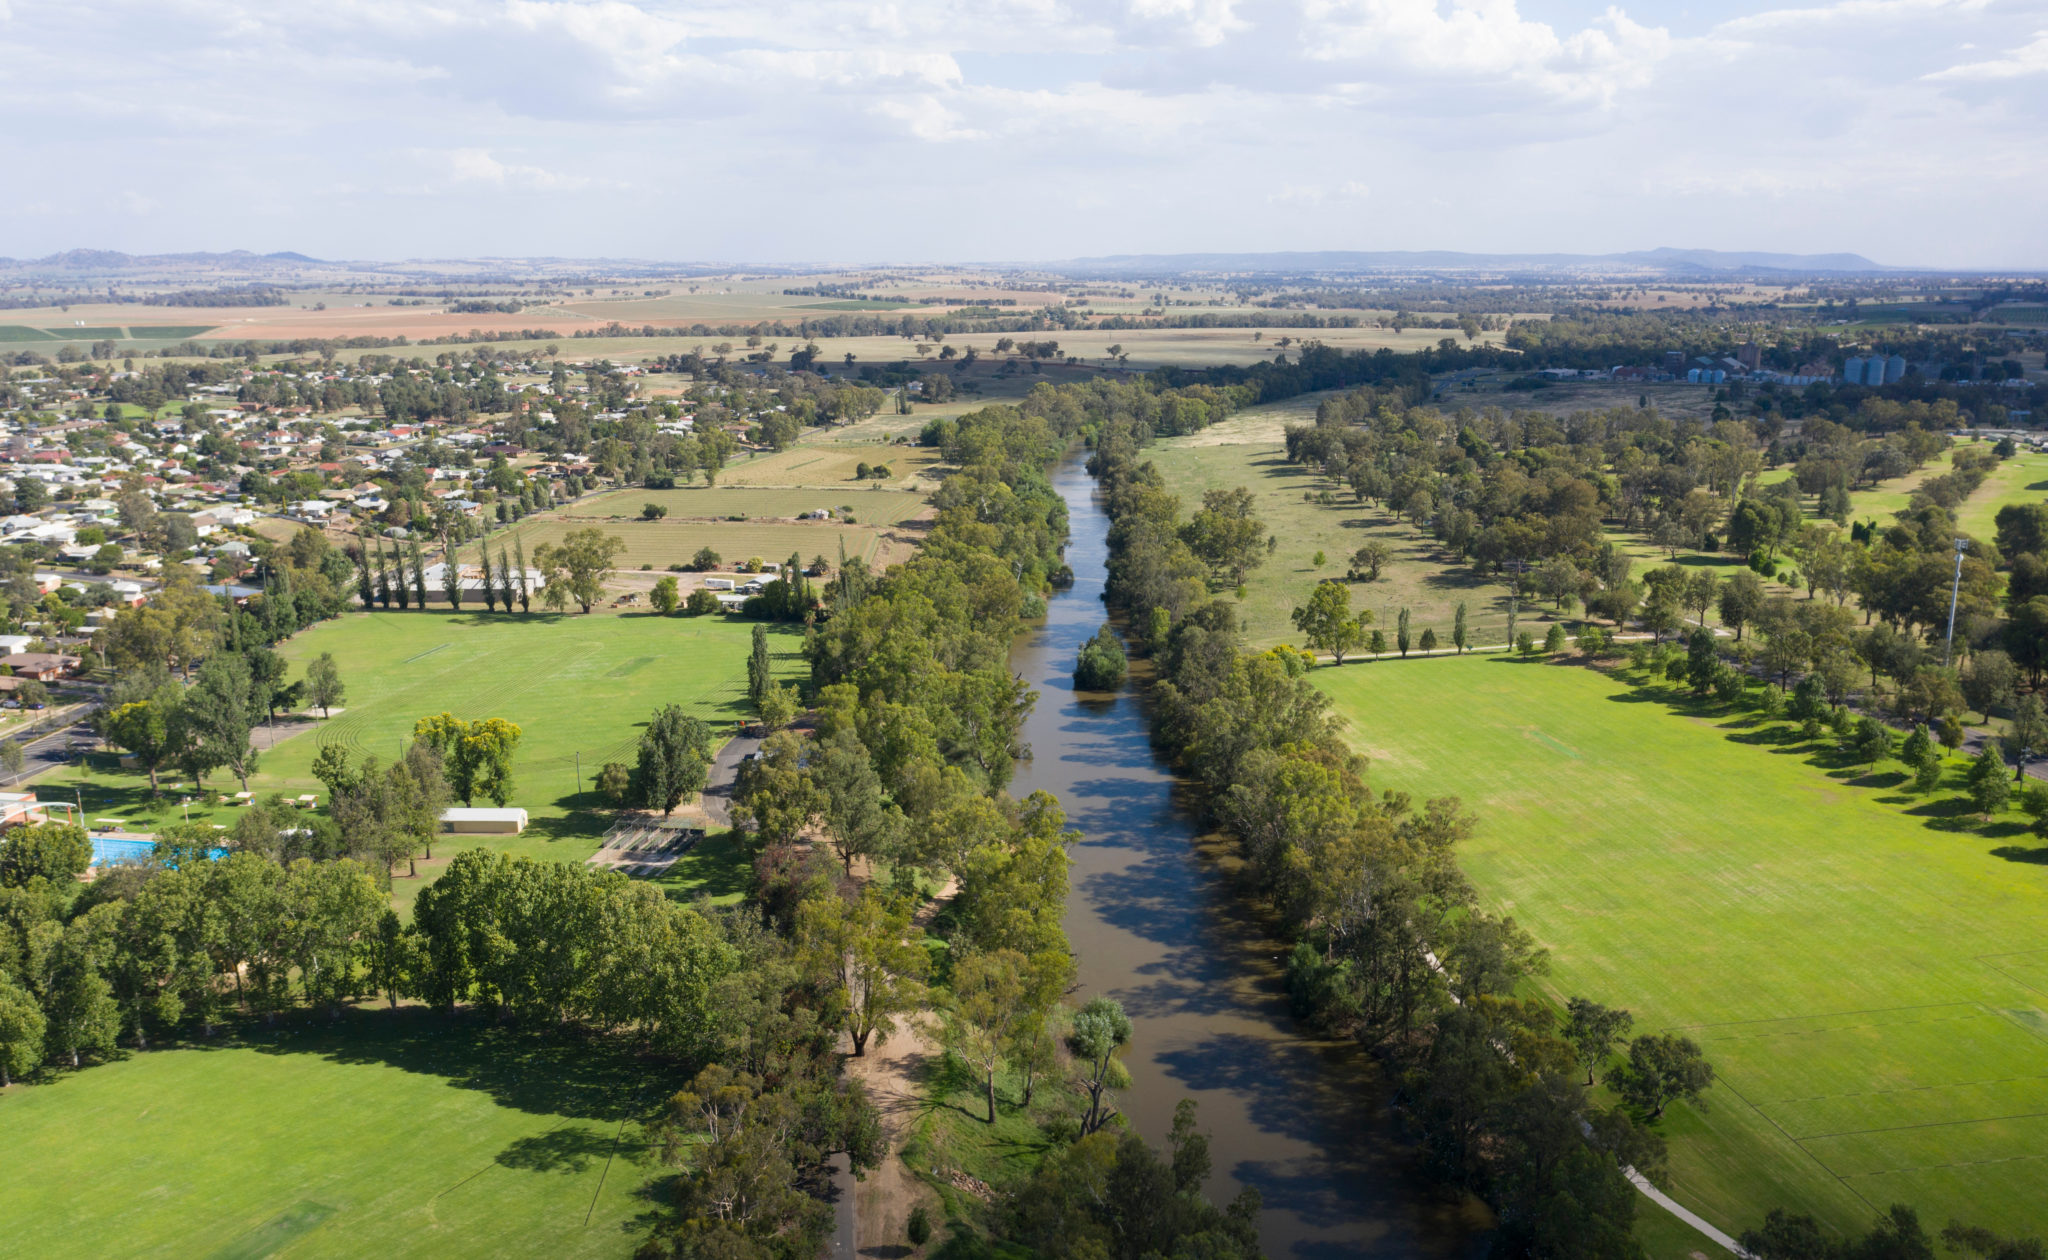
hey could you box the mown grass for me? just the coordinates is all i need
[0,1009,678,1258]
[1953,441,2048,540]
[31,611,799,904]
[1314,654,2048,1247]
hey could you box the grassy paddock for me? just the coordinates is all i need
[1314,654,2048,1246]
[0,1010,676,1258]
[717,442,944,490]
[1140,430,1558,649]
[34,610,800,865]
[502,517,884,572]
[571,484,928,527]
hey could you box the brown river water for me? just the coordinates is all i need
[1005,459,1486,1259]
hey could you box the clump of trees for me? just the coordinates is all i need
[1092,389,1680,1249]
[1073,624,1127,691]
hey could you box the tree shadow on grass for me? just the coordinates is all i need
[245,1006,678,1126]
[496,1124,619,1174]
[1895,793,2035,836]
[915,1041,997,1124]
[1992,844,2048,864]
[650,828,751,903]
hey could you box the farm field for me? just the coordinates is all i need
[32,611,802,874]
[500,516,886,572]
[1315,654,2048,1248]
[716,441,944,490]
[571,484,928,527]
[0,1012,674,1259]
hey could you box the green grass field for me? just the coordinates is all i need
[1141,421,1567,650]
[35,611,801,877]
[1314,655,2048,1248]
[0,1011,676,1258]
[1954,443,2048,540]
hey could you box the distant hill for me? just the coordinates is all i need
[0,248,328,270]
[1053,247,1891,276]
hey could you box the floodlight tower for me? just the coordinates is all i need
[1943,538,1968,666]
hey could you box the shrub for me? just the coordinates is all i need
[907,1206,932,1247]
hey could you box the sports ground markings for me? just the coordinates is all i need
[1668,1000,2048,1213]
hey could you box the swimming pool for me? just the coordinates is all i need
[90,837,228,867]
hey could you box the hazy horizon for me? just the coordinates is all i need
[2,0,2043,267]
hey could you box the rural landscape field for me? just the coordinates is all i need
[5,1,2048,1257]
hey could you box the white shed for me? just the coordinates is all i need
[439,807,528,835]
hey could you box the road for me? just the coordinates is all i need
[698,730,761,828]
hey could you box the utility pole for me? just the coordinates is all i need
[1943,538,1967,666]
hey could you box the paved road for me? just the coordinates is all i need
[1,714,97,789]
[825,1153,856,1260]
[699,731,762,828]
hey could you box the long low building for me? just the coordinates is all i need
[439,806,528,834]
[418,562,549,603]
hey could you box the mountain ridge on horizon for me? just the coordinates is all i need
[3,244,2021,278]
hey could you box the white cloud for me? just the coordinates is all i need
[0,0,2038,265]
[1925,31,2048,80]
[439,149,601,192]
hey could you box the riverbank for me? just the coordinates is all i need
[1007,457,1486,1257]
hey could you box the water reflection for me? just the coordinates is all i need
[1006,459,1482,1259]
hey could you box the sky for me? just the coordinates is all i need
[1,0,2044,268]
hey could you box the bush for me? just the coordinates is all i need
[907,1206,932,1247]
[684,589,721,616]
[1073,624,1128,692]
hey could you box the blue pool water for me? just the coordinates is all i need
[90,837,228,867]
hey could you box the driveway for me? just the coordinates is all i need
[699,732,761,827]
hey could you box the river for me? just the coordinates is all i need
[1006,458,1484,1259]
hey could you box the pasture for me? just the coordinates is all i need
[1315,654,2048,1247]
[571,484,928,528]
[33,611,802,894]
[500,516,887,572]
[1140,419,1567,650]
[717,441,944,490]
[0,1012,674,1258]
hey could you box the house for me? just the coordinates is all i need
[5,652,80,681]
[0,635,32,656]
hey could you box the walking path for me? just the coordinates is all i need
[1419,949,1750,1256]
